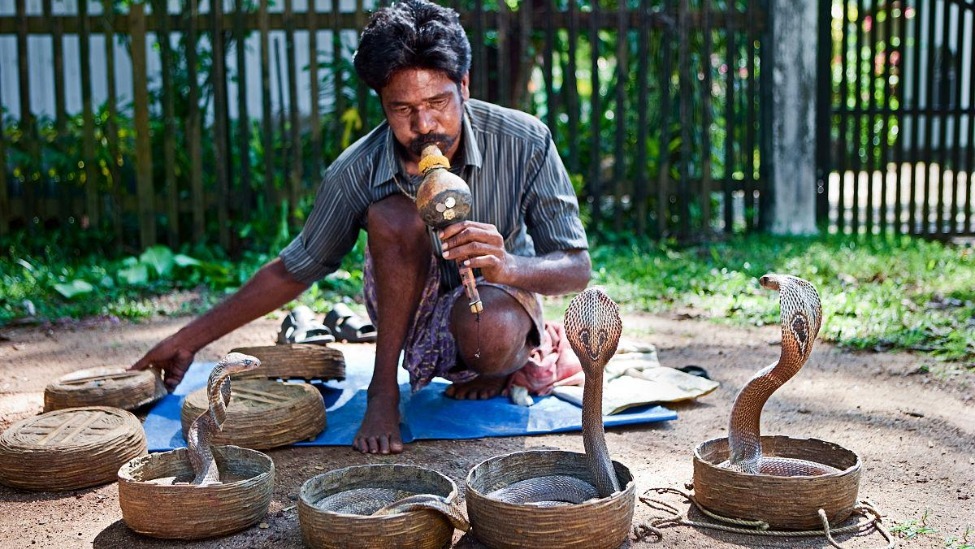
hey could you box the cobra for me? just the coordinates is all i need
[313,488,470,531]
[723,274,839,476]
[489,286,622,504]
[185,352,262,485]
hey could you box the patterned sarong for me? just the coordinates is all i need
[363,250,544,392]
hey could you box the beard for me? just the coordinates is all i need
[408,132,458,157]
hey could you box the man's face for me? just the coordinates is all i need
[379,68,470,165]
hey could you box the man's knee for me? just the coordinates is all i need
[367,194,428,253]
[452,287,533,376]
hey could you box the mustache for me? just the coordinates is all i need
[408,133,455,156]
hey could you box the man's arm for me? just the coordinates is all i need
[130,257,310,390]
[438,221,591,295]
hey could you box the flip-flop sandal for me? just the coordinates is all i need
[677,365,711,380]
[324,303,378,343]
[277,305,335,345]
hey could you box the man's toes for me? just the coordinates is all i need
[389,438,404,454]
[367,437,382,454]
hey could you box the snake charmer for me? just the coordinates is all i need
[130,0,591,455]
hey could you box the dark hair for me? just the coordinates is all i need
[353,0,471,92]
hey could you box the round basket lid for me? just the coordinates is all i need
[44,367,166,412]
[230,344,345,381]
[181,379,325,449]
[0,406,147,491]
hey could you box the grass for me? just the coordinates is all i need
[588,232,975,364]
[889,510,938,539]
[2,231,972,366]
[889,510,974,548]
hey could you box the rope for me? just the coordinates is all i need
[633,487,897,548]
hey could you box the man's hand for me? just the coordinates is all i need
[130,337,196,392]
[439,221,591,296]
[439,221,511,283]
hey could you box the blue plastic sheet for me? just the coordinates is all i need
[143,353,677,452]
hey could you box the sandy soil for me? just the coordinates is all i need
[0,310,973,548]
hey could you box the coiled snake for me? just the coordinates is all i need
[723,274,839,476]
[488,286,623,504]
[185,352,262,485]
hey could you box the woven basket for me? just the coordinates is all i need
[180,379,325,449]
[117,445,274,540]
[0,406,147,491]
[230,344,345,381]
[44,367,167,412]
[693,436,861,530]
[299,464,460,549]
[466,450,636,549]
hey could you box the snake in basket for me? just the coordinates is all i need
[722,273,840,476]
[185,352,262,485]
[487,286,623,504]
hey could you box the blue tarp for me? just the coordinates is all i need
[143,352,677,452]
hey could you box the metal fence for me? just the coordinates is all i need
[817,0,975,237]
[0,0,770,253]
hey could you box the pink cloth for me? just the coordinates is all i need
[506,321,584,396]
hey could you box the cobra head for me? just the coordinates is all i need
[221,352,262,371]
[563,287,623,373]
[759,273,823,362]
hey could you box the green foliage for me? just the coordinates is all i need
[589,233,975,363]
[3,227,972,369]
[0,232,240,323]
[945,525,975,549]
[890,510,938,539]
[0,222,370,325]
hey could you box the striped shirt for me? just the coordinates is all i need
[280,98,588,285]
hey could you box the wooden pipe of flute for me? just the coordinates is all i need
[415,145,483,314]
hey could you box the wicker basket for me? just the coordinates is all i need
[230,344,345,381]
[466,450,636,549]
[299,464,460,549]
[693,436,861,530]
[0,406,147,491]
[44,367,166,412]
[180,379,325,449]
[117,445,274,540]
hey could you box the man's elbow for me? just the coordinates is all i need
[569,250,592,291]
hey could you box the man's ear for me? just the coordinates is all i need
[460,73,470,101]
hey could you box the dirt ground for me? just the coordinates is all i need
[1,308,973,548]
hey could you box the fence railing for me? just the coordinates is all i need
[0,0,769,253]
[817,0,975,237]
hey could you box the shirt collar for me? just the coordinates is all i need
[374,101,482,186]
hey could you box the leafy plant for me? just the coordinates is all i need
[945,525,975,549]
[890,510,938,539]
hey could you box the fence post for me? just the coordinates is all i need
[768,0,818,234]
[131,1,156,248]
[0,62,6,236]
[80,0,98,230]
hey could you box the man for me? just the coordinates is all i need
[131,0,590,455]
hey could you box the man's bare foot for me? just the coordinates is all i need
[444,375,508,400]
[353,395,404,454]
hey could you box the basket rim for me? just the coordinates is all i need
[299,463,459,520]
[465,449,635,499]
[693,435,862,478]
[118,444,274,486]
